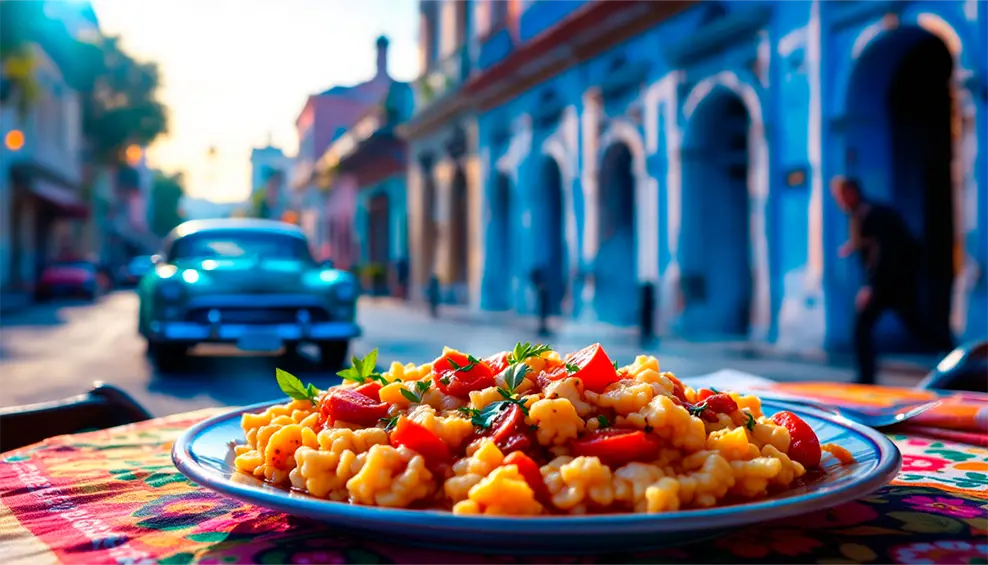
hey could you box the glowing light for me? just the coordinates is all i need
[201,259,218,271]
[157,264,178,278]
[319,270,336,282]
[4,130,24,151]
[182,269,200,283]
[125,144,143,166]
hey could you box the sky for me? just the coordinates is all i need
[90,0,420,203]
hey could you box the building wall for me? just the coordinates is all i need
[412,0,986,352]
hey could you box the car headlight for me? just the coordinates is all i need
[157,281,184,301]
[334,279,357,302]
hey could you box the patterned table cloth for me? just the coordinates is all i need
[1,408,986,565]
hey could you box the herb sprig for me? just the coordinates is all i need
[400,380,432,404]
[565,363,580,374]
[448,354,482,373]
[276,368,320,406]
[510,342,552,364]
[380,414,400,432]
[743,411,756,431]
[336,348,388,385]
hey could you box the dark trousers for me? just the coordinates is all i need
[854,285,951,385]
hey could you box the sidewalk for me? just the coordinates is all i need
[358,296,934,387]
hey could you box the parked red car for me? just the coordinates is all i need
[35,261,105,301]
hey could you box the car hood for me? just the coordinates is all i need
[172,258,311,292]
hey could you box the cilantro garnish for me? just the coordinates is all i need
[380,414,400,432]
[448,354,482,373]
[337,348,388,385]
[565,363,580,374]
[744,411,756,431]
[470,400,526,429]
[400,380,432,404]
[276,368,320,406]
[597,414,610,428]
[687,403,709,418]
[458,406,481,418]
[510,342,552,363]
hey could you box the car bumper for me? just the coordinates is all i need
[147,321,361,342]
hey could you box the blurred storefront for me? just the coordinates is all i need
[401,0,987,354]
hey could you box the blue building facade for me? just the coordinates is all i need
[402,0,987,354]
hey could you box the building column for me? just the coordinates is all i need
[432,157,454,288]
[578,88,602,321]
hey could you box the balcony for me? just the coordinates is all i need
[477,25,516,72]
[519,0,588,43]
[413,44,471,109]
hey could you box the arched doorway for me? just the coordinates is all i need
[595,142,637,326]
[537,157,566,315]
[486,171,513,310]
[448,167,469,304]
[836,28,956,348]
[680,89,752,337]
[368,193,390,295]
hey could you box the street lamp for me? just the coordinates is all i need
[4,129,25,151]
[125,144,143,166]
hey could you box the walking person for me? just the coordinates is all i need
[830,176,953,384]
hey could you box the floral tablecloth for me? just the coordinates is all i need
[1,408,986,565]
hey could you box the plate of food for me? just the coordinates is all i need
[172,343,901,553]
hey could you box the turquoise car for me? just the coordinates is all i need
[138,219,360,371]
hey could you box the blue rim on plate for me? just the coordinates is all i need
[173,399,902,553]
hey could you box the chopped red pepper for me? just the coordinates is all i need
[389,417,451,462]
[564,343,620,393]
[772,411,822,469]
[503,451,550,504]
[353,381,382,401]
[321,389,390,427]
[571,428,662,467]
[433,351,496,399]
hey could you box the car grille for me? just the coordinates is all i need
[185,307,331,325]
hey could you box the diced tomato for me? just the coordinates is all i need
[503,451,550,503]
[697,388,715,402]
[321,389,390,427]
[390,417,451,462]
[571,429,662,467]
[498,432,532,455]
[772,411,822,469]
[703,393,738,414]
[488,403,524,446]
[564,343,620,393]
[353,381,382,401]
[483,351,512,376]
[433,351,496,398]
[684,402,718,422]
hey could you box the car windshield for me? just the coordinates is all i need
[168,231,314,263]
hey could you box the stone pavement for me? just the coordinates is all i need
[356,296,934,387]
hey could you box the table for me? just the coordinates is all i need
[2,408,986,565]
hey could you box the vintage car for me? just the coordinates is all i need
[137,219,360,370]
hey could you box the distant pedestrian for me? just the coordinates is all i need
[830,176,953,384]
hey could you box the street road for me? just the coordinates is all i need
[0,291,924,417]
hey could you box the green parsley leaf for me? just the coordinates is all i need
[511,342,552,364]
[458,406,481,418]
[337,348,385,384]
[687,402,708,418]
[497,387,513,400]
[440,375,451,386]
[565,363,580,374]
[276,368,320,406]
[416,380,431,394]
[400,388,420,403]
[744,412,756,431]
[502,363,529,393]
[710,387,721,394]
[597,414,610,428]
[471,401,512,429]
[613,361,620,370]
[380,414,400,432]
